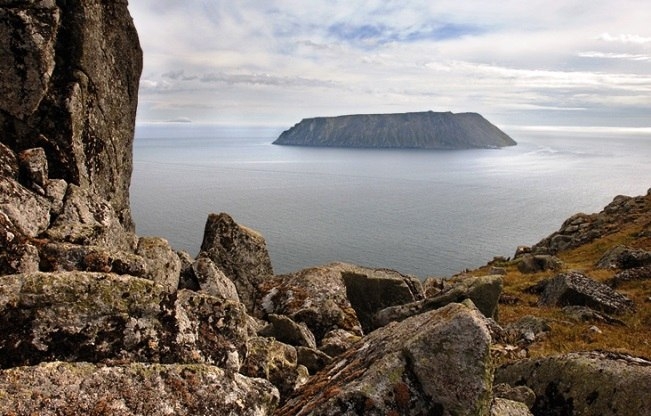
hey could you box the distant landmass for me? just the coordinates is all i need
[273,111,516,149]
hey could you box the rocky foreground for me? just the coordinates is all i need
[2,1,651,415]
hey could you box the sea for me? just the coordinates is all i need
[131,123,651,278]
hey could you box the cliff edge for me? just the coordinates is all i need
[273,111,517,149]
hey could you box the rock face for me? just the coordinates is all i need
[0,0,142,229]
[0,361,279,416]
[496,352,651,416]
[277,302,494,416]
[273,111,516,149]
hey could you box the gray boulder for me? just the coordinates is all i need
[259,314,317,349]
[496,352,651,416]
[0,176,50,237]
[516,254,562,274]
[257,263,363,343]
[136,236,181,293]
[191,255,240,301]
[597,245,651,269]
[538,271,634,314]
[374,275,503,328]
[490,399,534,416]
[341,266,424,333]
[0,361,279,416]
[318,328,362,357]
[200,213,273,312]
[277,302,494,416]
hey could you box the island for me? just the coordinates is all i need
[273,111,517,149]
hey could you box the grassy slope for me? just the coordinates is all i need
[468,202,651,362]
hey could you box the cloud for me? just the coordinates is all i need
[599,33,651,44]
[578,51,651,61]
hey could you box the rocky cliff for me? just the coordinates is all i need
[1,1,651,415]
[273,111,517,149]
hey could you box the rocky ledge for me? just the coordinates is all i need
[1,1,650,415]
[273,111,517,149]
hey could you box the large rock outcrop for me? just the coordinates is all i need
[0,0,142,229]
[273,111,516,149]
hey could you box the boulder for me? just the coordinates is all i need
[46,185,136,251]
[0,361,279,416]
[44,178,67,215]
[0,272,256,369]
[257,263,363,343]
[191,255,240,301]
[608,265,651,288]
[561,305,625,325]
[596,245,651,269]
[516,254,562,274]
[296,346,332,374]
[39,242,147,277]
[241,336,309,399]
[318,329,362,357]
[341,266,424,333]
[0,142,18,178]
[18,147,48,189]
[277,302,494,416]
[538,271,634,314]
[495,352,651,416]
[504,315,551,344]
[490,399,534,416]
[0,272,165,368]
[374,275,503,328]
[200,213,273,312]
[493,383,536,409]
[0,176,50,237]
[136,236,181,293]
[158,289,257,369]
[259,314,317,349]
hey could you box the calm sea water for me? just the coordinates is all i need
[131,123,651,278]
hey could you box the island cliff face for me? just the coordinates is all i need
[2,2,651,415]
[273,111,517,149]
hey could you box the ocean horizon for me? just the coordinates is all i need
[131,123,651,278]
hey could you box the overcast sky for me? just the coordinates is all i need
[128,1,651,130]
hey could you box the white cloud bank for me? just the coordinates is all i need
[128,1,651,129]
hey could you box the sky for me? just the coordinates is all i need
[128,1,651,130]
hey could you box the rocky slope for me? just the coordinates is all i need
[273,111,517,149]
[1,1,651,415]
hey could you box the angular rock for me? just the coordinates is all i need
[490,399,534,416]
[0,176,50,237]
[0,272,164,368]
[46,185,136,251]
[191,255,240,301]
[18,147,48,188]
[260,314,317,349]
[257,263,363,342]
[177,250,199,290]
[39,242,147,277]
[277,302,494,416]
[504,315,551,344]
[374,275,503,328]
[597,245,651,269]
[538,271,634,314]
[341,266,424,333]
[296,346,332,374]
[44,178,67,215]
[0,361,279,416]
[318,328,362,357]
[561,305,625,325]
[136,236,181,293]
[493,383,536,409]
[608,265,651,288]
[159,289,257,369]
[200,212,273,312]
[516,254,562,274]
[242,336,309,399]
[0,142,18,178]
[495,352,651,416]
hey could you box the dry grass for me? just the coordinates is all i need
[477,218,651,361]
